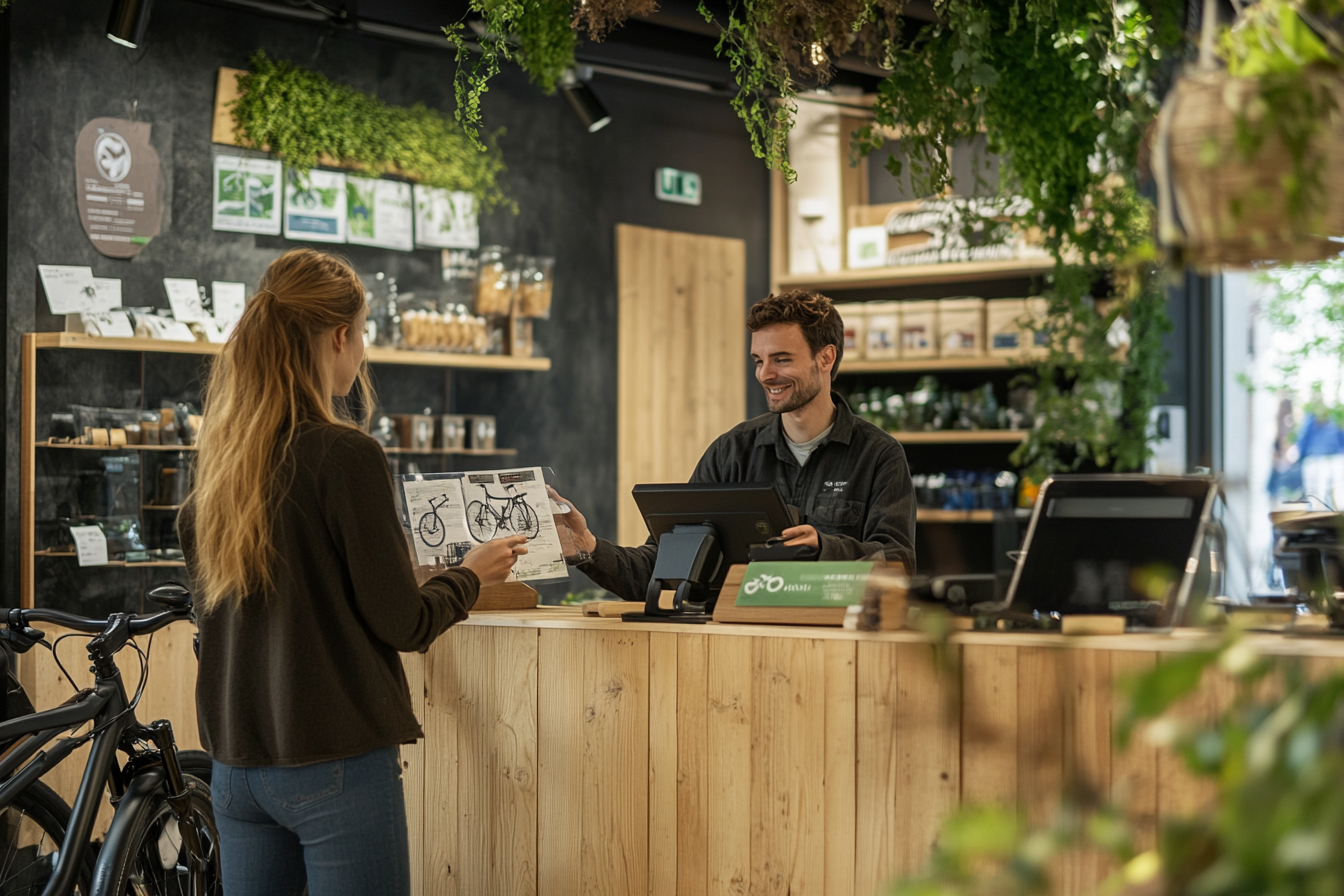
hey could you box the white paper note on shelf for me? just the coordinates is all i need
[211,281,247,326]
[91,277,123,308]
[284,168,347,244]
[347,176,414,251]
[74,311,135,338]
[69,525,109,567]
[413,186,479,249]
[38,265,103,315]
[163,278,208,322]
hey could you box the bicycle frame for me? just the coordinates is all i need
[0,609,206,896]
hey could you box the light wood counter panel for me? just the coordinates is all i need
[411,611,1344,896]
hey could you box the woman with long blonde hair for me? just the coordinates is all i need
[179,248,525,895]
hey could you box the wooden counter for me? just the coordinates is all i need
[25,612,1344,895]
[403,611,1344,896]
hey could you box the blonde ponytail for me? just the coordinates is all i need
[189,249,375,612]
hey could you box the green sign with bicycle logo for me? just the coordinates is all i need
[735,561,874,607]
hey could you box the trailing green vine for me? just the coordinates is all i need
[849,0,1186,479]
[230,50,512,211]
[696,0,908,182]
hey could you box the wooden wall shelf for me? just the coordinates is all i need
[31,333,551,371]
[776,257,1054,291]
[892,430,1028,444]
[34,550,186,568]
[842,357,1028,374]
[382,447,518,457]
[38,441,197,452]
[917,509,994,523]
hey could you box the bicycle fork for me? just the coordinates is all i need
[145,720,210,880]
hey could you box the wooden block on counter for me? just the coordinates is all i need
[581,600,647,617]
[1060,615,1126,636]
[475,581,538,611]
[712,565,849,626]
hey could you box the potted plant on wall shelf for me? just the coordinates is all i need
[1155,0,1344,267]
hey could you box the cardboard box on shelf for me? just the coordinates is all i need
[838,304,867,360]
[900,300,938,359]
[864,302,900,361]
[938,297,986,357]
[1023,296,1054,358]
[987,298,1029,358]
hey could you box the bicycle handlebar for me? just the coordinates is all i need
[4,607,189,637]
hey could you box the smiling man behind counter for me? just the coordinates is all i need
[551,288,917,602]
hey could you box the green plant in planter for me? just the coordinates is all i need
[230,51,512,211]
[1219,0,1343,228]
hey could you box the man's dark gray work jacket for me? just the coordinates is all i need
[580,392,916,601]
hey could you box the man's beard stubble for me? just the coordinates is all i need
[765,362,825,414]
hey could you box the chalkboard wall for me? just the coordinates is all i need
[3,0,771,607]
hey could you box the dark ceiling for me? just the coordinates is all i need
[250,0,941,93]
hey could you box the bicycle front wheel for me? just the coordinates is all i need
[0,781,92,895]
[465,500,496,542]
[96,776,221,896]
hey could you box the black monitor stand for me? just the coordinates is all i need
[622,524,722,624]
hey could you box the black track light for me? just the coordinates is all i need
[107,0,154,48]
[559,68,612,134]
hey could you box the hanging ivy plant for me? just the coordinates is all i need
[445,0,655,146]
[696,0,908,181]
[230,50,512,211]
[845,0,1187,480]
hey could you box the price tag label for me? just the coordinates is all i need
[38,265,102,315]
[69,525,109,567]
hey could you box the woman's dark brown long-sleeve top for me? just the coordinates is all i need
[178,422,479,767]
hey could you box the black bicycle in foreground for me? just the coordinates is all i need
[0,583,220,895]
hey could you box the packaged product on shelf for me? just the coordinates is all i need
[516,256,555,318]
[370,415,400,449]
[938,297,986,357]
[474,246,518,317]
[864,302,899,361]
[987,298,1029,357]
[441,248,479,307]
[508,317,535,358]
[1023,296,1053,358]
[837,304,866,359]
[439,415,467,450]
[399,306,489,353]
[392,413,436,451]
[899,300,938,359]
[364,273,401,347]
[465,415,497,451]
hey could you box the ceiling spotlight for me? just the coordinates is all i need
[559,68,612,134]
[107,0,154,47]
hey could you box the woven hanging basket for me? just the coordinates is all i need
[1155,69,1344,268]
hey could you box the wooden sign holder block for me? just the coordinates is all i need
[711,565,851,627]
[475,581,539,611]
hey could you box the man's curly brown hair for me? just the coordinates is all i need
[746,289,844,380]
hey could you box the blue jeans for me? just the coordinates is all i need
[211,746,410,896]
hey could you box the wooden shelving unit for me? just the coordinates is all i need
[891,430,1028,445]
[20,331,547,608]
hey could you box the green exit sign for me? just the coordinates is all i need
[655,168,701,206]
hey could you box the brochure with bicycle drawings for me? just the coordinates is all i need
[397,467,568,584]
